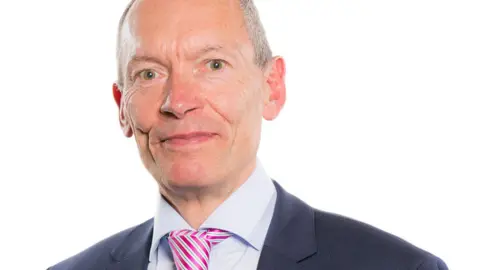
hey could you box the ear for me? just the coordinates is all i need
[263,56,287,121]
[113,83,133,137]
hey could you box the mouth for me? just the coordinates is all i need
[160,132,217,148]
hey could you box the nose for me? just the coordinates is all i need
[160,72,202,119]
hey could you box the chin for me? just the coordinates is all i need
[159,157,222,189]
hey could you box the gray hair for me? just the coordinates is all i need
[115,0,273,90]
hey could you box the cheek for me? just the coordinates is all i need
[204,79,264,156]
[202,77,261,124]
[123,88,158,132]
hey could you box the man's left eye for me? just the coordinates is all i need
[207,59,226,71]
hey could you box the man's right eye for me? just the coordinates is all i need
[136,69,158,80]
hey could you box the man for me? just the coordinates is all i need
[49,0,448,269]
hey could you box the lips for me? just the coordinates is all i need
[162,132,215,141]
[161,132,216,147]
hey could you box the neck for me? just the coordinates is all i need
[159,160,257,229]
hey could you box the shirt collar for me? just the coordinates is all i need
[148,158,275,261]
[199,159,275,249]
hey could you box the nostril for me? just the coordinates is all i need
[161,109,181,119]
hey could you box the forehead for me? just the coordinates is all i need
[122,0,251,57]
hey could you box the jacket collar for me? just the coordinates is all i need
[107,218,153,270]
[107,180,317,270]
[256,180,317,270]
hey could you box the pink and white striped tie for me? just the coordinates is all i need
[167,228,231,270]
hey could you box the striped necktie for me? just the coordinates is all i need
[167,228,231,270]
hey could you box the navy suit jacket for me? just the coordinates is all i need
[49,181,448,270]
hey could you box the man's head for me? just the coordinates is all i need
[113,0,286,195]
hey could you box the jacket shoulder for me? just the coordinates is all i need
[48,218,153,270]
[312,209,448,269]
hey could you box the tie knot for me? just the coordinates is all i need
[167,228,231,270]
[168,228,231,247]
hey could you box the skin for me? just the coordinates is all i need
[112,0,286,229]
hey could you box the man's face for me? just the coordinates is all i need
[115,0,285,192]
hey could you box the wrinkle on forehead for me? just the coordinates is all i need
[121,0,250,59]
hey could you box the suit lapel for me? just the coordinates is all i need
[257,181,318,270]
[104,181,317,270]
[106,219,153,270]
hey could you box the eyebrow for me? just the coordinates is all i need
[126,44,233,71]
[182,44,231,61]
[128,55,164,66]
[125,55,164,76]
[195,44,225,55]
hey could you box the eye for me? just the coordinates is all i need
[206,59,226,71]
[136,69,158,80]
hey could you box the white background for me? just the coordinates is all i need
[0,0,478,269]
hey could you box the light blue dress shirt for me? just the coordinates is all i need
[147,159,277,270]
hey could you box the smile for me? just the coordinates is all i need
[161,132,217,150]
